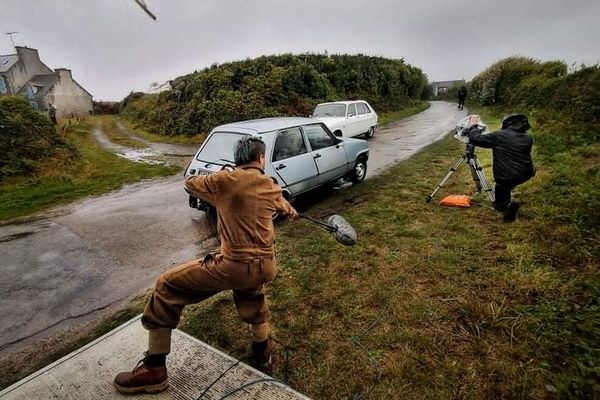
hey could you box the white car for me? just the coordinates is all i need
[312,100,378,139]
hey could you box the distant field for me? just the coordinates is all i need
[116,117,206,145]
[378,101,430,126]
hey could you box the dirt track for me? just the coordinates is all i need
[0,101,465,355]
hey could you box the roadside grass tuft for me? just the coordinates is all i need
[0,120,180,221]
[117,117,206,145]
[378,101,431,126]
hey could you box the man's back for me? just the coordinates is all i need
[469,128,535,181]
[185,162,293,260]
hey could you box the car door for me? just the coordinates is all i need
[303,123,348,183]
[271,127,319,195]
[346,103,360,137]
[355,102,370,134]
[363,102,377,127]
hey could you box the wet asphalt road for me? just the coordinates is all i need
[0,101,465,354]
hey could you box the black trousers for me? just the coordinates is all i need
[494,178,529,211]
[458,98,466,109]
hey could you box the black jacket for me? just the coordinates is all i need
[467,126,535,182]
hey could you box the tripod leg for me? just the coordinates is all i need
[426,156,467,203]
[468,158,495,203]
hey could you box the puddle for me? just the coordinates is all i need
[117,149,165,165]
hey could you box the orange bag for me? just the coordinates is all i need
[439,195,471,208]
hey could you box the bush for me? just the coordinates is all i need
[92,100,120,115]
[469,57,600,156]
[121,53,430,136]
[0,96,77,181]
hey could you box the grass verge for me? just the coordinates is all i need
[378,101,431,126]
[173,111,597,398]
[0,120,180,221]
[117,117,206,145]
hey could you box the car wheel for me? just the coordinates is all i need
[349,158,367,184]
[365,126,375,139]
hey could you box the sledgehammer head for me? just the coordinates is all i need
[327,214,357,246]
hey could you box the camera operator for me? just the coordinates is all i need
[467,114,535,222]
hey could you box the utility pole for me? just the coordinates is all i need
[5,31,18,47]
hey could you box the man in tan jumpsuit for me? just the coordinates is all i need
[114,136,298,394]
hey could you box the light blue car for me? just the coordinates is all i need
[184,117,369,213]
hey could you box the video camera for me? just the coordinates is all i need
[454,115,489,144]
[425,114,496,203]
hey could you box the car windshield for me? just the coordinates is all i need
[313,104,346,117]
[196,132,246,165]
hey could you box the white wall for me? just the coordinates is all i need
[46,69,93,118]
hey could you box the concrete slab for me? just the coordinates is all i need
[0,316,309,400]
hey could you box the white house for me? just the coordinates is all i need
[0,46,93,118]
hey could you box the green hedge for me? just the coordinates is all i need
[469,57,600,156]
[0,97,77,181]
[121,54,430,136]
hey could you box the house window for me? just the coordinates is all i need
[0,76,7,94]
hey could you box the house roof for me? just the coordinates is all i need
[16,74,59,100]
[0,54,18,73]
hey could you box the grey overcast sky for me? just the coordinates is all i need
[1,0,598,100]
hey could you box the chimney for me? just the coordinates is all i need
[15,46,41,62]
[55,68,72,81]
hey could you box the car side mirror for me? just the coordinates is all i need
[347,113,354,118]
[334,131,343,137]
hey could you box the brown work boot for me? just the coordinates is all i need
[251,339,272,372]
[113,352,168,394]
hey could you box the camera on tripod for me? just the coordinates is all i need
[425,115,496,204]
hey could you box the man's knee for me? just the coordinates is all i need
[238,306,270,325]
[154,272,169,294]
[234,290,270,324]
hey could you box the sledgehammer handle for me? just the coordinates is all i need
[299,214,338,232]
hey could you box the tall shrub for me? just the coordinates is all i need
[0,96,76,181]
[121,54,429,136]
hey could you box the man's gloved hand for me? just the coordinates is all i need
[288,207,299,221]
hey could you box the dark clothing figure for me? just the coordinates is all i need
[457,87,467,110]
[48,106,57,125]
[467,114,535,221]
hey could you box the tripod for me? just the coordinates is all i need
[426,143,495,203]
